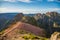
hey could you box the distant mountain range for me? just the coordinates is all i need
[0,12,60,39]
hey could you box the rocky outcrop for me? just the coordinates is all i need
[50,32,60,40]
[13,13,24,21]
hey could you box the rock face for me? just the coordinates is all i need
[46,12,58,17]
[21,16,38,26]
[34,13,43,21]
[13,13,24,21]
[50,32,60,40]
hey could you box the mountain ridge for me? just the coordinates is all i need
[1,22,45,37]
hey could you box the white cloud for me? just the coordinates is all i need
[0,7,40,14]
[3,0,32,3]
[40,8,60,13]
[18,0,32,3]
[4,0,16,2]
[0,7,60,14]
[0,7,22,13]
[48,0,54,1]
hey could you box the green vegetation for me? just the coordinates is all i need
[17,30,48,40]
[21,16,38,26]
[22,34,48,40]
[0,30,5,35]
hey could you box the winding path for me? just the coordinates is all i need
[1,22,22,37]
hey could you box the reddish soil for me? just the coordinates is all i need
[2,22,45,37]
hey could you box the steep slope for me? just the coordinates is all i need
[3,22,45,36]
[0,13,16,31]
[0,13,22,31]
[0,22,45,40]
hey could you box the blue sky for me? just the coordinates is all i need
[0,0,60,14]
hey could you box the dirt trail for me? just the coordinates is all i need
[2,22,22,37]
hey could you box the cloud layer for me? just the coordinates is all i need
[0,0,57,3]
[48,0,54,1]
[3,0,32,3]
[0,7,60,13]
[18,0,32,3]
